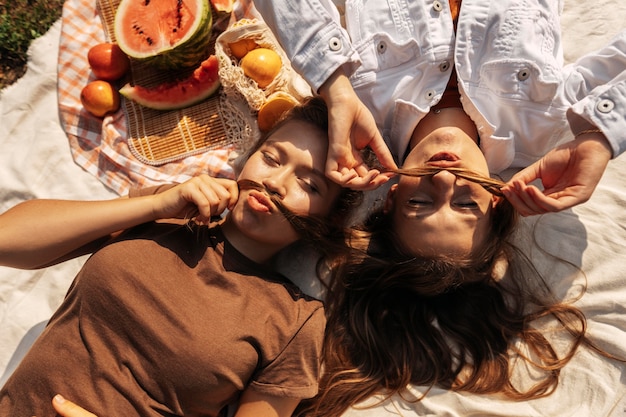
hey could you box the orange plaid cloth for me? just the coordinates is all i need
[57,0,236,195]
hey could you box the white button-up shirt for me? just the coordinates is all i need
[254,0,626,173]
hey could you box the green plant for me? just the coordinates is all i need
[0,0,64,89]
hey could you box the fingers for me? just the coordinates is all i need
[325,141,395,190]
[323,88,397,190]
[193,177,239,219]
[180,176,238,221]
[325,163,393,191]
[326,169,374,190]
[503,164,547,216]
[52,395,98,417]
[508,163,540,186]
[367,134,398,172]
[345,170,383,191]
[501,180,569,216]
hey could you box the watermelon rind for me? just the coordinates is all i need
[114,0,213,70]
[120,55,221,110]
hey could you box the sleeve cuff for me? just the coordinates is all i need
[567,82,626,158]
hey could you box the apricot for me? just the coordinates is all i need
[257,92,298,132]
[87,43,130,81]
[240,48,282,89]
[80,80,121,118]
[228,38,258,59]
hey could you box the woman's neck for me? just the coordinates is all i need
[220,216,282,264]
[410,107,479,149]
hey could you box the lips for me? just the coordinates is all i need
[428,152,459,162]
[427,152,461,168]
[246,190,274,213]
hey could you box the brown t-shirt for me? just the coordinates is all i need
[0,222,325,417]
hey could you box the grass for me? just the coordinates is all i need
[0,0,65,89]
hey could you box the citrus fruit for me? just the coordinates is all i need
[80,80,121,117]
[257,92,298,132]
[240,48,282,89]
[210,0,234,13]
[228,38,258,60]
[87,43,130,81]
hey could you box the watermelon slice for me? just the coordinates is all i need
[114,0,213,69]
[120,55,221,110]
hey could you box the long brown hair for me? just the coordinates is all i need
[297,196,593,416]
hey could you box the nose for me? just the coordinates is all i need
[262,169,288,199]
[430,169,457,190]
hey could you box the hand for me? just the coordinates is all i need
[153,175,239,223]
[52,395,98,417]
[319,69,397,190]
[501,132,612,216]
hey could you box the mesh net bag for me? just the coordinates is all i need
[216,18,313,110]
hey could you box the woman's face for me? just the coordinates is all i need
[227,119,342,259]
[388,108,497,258]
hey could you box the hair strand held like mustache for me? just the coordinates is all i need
[237,179,333,241]
[392,166,505,196]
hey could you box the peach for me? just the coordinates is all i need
[80,80,121,118]
[87,43,130,81]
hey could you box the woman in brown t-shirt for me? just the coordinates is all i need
[0,97,361,417]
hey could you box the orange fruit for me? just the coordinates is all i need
[257,92,298,132]
[87,43,130,81]
[228,38,258,60]
[80,80,121,117]
[240,48,282,89]
[210,0,234,13]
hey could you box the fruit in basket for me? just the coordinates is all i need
[240,48,282,89]
[114,0,213,69]
[228,38,257,60]
[210,0,234,13]
[257,92,298,132]
[80,80,121,117]
[119,55,221,110]
[87,43,130,81]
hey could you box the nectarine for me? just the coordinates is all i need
[87,43,130,81]
[80,80,121,118]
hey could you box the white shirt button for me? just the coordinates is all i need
[433,0,443,12]
[517,68,530,81]
[596,98,615,113]
[329,37,342,51]
[377,41,387,54]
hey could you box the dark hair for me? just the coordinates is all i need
[297,197,594,416]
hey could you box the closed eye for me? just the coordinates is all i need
[407,198,432,207]
[455,201,479,209]
[300,177,320,194]
[261,151,279,167]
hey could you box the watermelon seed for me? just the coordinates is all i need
[176,0,184,30]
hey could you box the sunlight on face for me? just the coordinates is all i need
[389,108,497,258]
[226,119,342,260]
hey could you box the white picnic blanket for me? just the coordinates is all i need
[0,1,625,415]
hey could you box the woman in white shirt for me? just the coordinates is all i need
[253,0,625,216]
